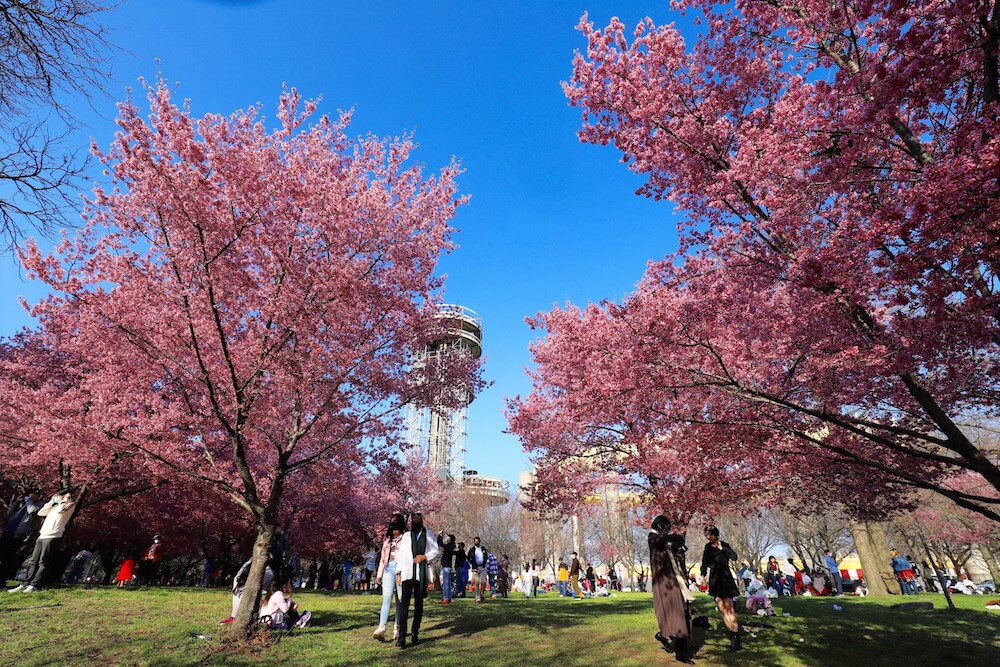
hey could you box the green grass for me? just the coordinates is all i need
[0,584,997,666]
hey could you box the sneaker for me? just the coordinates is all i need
[295,611,311,628]
[373,626,386,642]
[441,599,451,605]
[218,617,234,625]
[7,585,24,593]
[22,585,37,593]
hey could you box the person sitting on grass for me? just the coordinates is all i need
[220,558,274,626]
[260,578,311,629]
[745,576,774,615]
[952,575,977,595]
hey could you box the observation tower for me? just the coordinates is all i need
[406,304,482,480]
[405,304,508,505]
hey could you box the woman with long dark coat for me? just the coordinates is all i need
[700,526,741,651]
[648,515,694,663]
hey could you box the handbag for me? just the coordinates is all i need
[667,547,695,603]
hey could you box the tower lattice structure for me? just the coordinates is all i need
[404,304,483,480]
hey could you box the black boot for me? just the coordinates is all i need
[655,632,673,653]
[728,630,742,651]
[411,632,420,646]
[674,637,694,664]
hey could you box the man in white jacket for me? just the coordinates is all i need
[395,512,439,648]
[9,489,75,593]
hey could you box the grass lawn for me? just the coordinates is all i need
[0,584,998,666]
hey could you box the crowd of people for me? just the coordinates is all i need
[4,488,992,659]
[646,518,994,664]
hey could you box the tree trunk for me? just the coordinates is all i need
[978,543,1000,587]
[848,519,900,596]
[919,534,955,611]
[231,521,276,638]
[572,514,583,561]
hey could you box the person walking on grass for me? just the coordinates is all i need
[782,558,799,596]
[395,512,438,648]
[373,513,406,642]
[569,552,583,599]
[454,542,468,598]
[363,550,377,592]
[117,544,141,588]
[498,554,510,598]
[486,549,499,599]
[824,549,844,596]
[530,558,542,597]
[890,549,917,595]
[557,558,569,596]
[9,489,74,593]
[139,535,164,586]
[649,515,694,664]
[700,526,742,652]
[342,554,354,592]
[467,537,488,603]
[437,533,456,604]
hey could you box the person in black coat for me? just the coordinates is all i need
[454,542,468,597]
[700,526,741,651]
[437,533,456,602]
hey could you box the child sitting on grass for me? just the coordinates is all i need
[260,578,311,630]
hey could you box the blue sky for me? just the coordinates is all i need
[0,0,689,487]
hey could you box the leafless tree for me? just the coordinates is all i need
[714,511,781,574]
[430,488,523,563]
[765,507,853,571]
[0,1,116,251]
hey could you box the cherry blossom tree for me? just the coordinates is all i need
[18,79,480,637]
[890,473,1000,583]
[523,1,1000,521]
[0,330,167,514]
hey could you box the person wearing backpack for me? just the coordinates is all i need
[220,557,273,625]
[0,487,42,582]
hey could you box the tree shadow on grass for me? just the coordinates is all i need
[297,609,372,634]
[418,596,654,639]
[693,596,1000,667]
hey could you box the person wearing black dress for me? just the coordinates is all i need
[700,526,741,651]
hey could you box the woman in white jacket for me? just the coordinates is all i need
[373,513,407,642]
[393,513,439,648]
